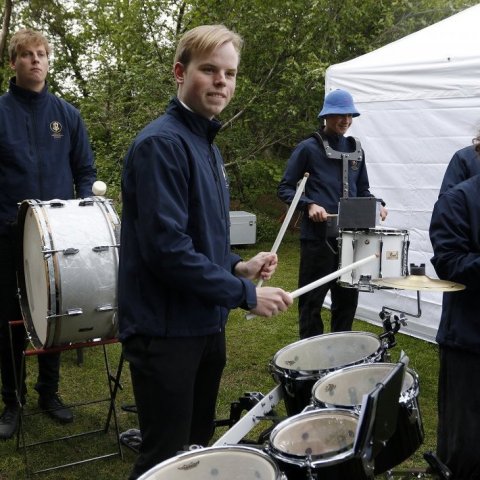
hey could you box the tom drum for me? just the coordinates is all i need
[137,445,286,480]
[269,331,384,416]
[311,362,424,474]
[266,408,368,480]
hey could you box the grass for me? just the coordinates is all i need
[0,233,439,479]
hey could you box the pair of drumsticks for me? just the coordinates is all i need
[246,173,376,319]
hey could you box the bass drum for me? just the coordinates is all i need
[17,198,120,348]
[311,362,424,474]
[269,332,384,416]
[137,445,286,480]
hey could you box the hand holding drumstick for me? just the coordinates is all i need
[235,252,293,317]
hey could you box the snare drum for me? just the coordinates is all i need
[338,228,409,288]
[17,198,120,348]
[137,445,286,480]
[269,332,384,416]
[266,409,368,480]
[311,363,424,474]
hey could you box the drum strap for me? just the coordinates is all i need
[311,131,363,162]
[311,130,363,200]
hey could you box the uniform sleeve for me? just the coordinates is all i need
[277,142,312,210]
[68,110,96,198]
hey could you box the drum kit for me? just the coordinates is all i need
[135,187,463,478]
[137,256,461,477]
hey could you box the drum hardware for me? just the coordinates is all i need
[214,391,274,430]
[96,304,115,312]
[379,309,408,351]
[213,386,283,447]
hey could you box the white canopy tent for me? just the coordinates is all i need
[324,4,480,342]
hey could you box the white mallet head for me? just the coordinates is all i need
[92,180,107,196]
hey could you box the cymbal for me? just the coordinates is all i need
[371,275,465,292]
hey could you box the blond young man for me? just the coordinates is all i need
[118,25,291,479]
[0,29,96,438]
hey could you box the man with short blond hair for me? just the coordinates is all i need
[119,24,291,479]
[0,28,96,439]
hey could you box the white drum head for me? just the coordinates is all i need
[273,332,381,373]
[270,410,358,459]
[313,363,415,407]
[22,206,50,346]
[138,446,280,479]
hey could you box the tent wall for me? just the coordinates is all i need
[324,5,480,342]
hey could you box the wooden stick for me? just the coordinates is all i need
[246,254,377,320]
[257,172,309,289]
[289,254,377,298]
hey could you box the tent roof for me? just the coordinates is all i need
[326,4,480,101]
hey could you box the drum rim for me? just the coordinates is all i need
[270,331,382,377]
[311,362,419,408]
[340,228,409,235]
[137,445,281,479]
[268,408,358,467]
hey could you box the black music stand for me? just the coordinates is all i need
[353,360,406,478]
[8,320,124,477]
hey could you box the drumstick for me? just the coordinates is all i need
[246,254,377,320]
[257,172,309,289]
[290,254,377,298]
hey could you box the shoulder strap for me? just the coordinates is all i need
[310,131,363,162]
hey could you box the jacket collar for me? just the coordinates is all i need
[167,96,222,144]
[9,77,49,104]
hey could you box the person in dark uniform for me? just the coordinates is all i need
[118,24,292,479]
[278,89,387,339]
[0,29,96,439]
[429,136,480,479]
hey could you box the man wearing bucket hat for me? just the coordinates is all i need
[278,89,387,339]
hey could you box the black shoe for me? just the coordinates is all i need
[0,404,20,440]
[38,394,73,424]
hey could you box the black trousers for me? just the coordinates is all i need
[0,233,61,406]
[298,239,358,339]
[123,332,226,480]
[437,345,480,479]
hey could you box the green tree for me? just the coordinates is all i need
[0,0,477,213]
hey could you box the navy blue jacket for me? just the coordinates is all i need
[0,78,96,235]
[430,175,480,351]
[118,98,256,340]
[278,131,374,240]
[439,145,480,195]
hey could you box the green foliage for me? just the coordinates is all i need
[0,0,477,204]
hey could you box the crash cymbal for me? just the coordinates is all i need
[371,275,465,292]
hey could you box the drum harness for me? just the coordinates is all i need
[311,131,363,255]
